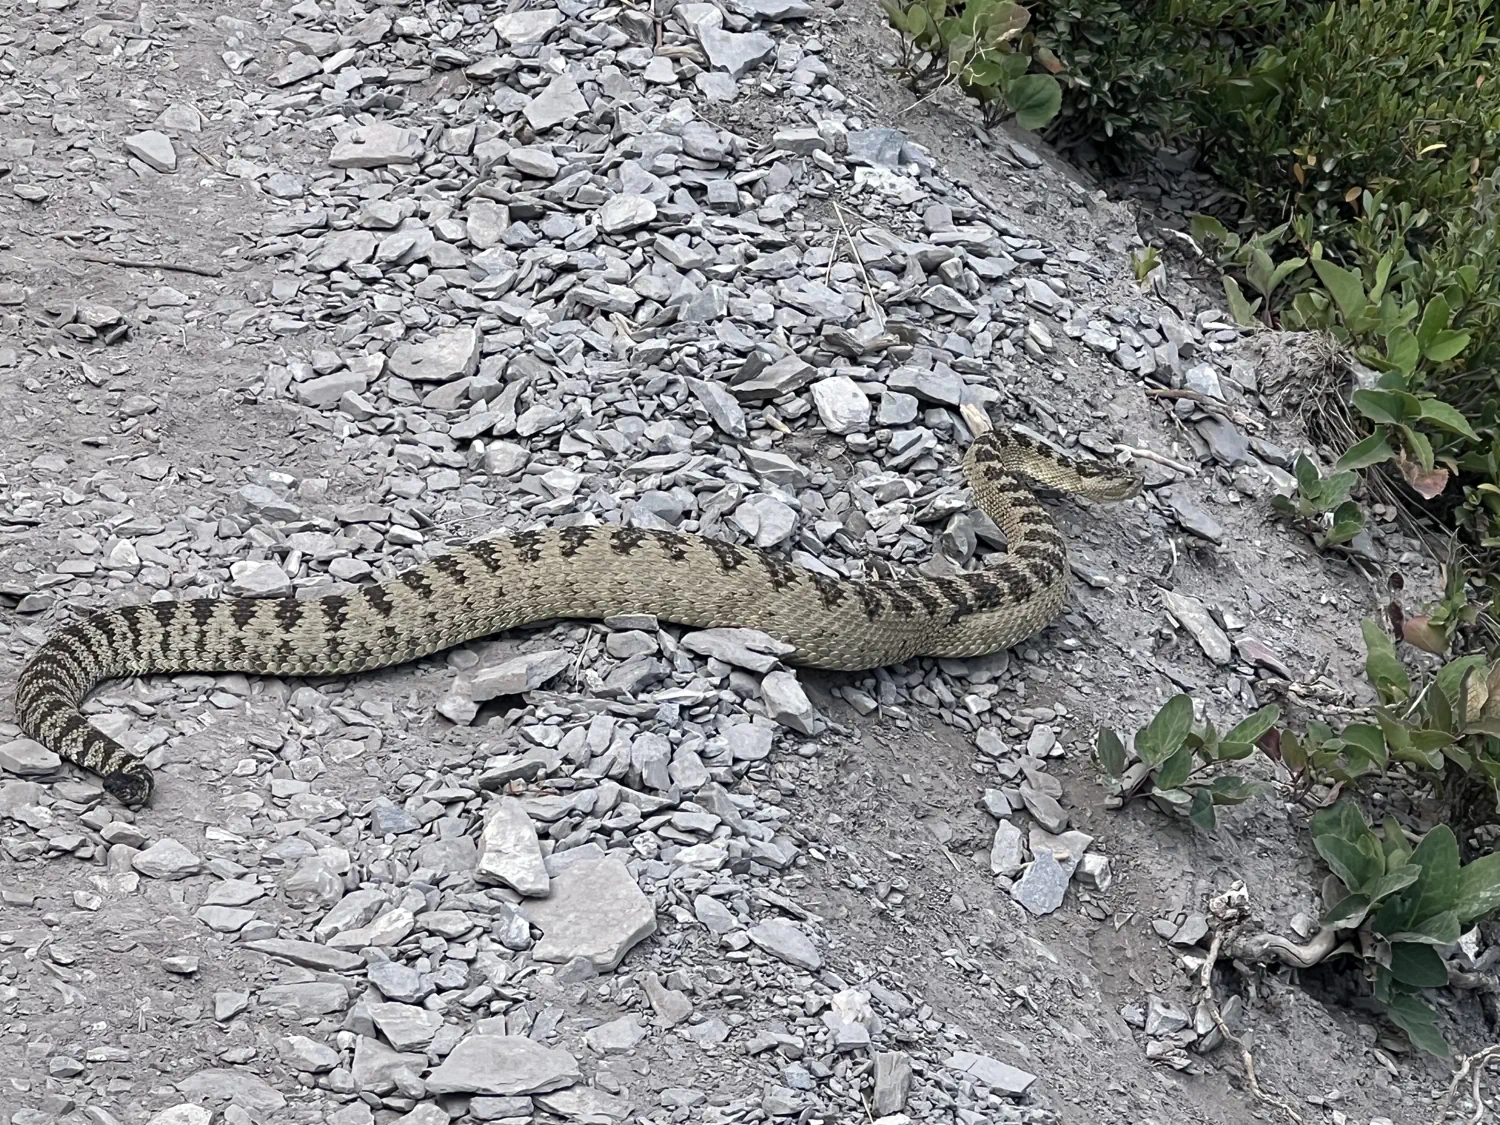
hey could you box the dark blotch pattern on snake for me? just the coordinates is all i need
[13,426,1141,807]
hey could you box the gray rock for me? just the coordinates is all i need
[367,961,433,1004]
[1011,845,1070,916]
[1159,589,1232,664]
[174,1069,286,1114]
[686,377,748,438]
[760,671,823,734]
[642,971,694,1026]
[748,918,820,970]
[278,1034,339,1073]
[329,122,424,168]
[0,738,61,777]
[369,1001,444,1052]
[425,1034,580,1095]
[241,938,364,973]
[698,28,776,77]
[872,1051,912,1114]
[125,130,177,172]
[525,73,588,131]
[521,855,657,970]
[989,820,1026,877]
[226,559,291,597]
[945,1050,1037,1097]
[258,981,350,1014]
[599,194,657,234]
[388,327,480,383]
[584,1015,646,1054]
[494,8,563,43]
[132,838,202,880]
[811,375,871,434]
[681,628,794,673]
[475,797,550,897]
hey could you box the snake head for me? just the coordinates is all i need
[103,766,154,808]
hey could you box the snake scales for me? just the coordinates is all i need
[14,416,1141,808]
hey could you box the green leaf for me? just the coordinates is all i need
[1095,727,1126,779]
[1351,389,1414,425]
[1316,833,1384,895]
[1222,276,1259,327]
[1311,258,1370,324]
[1454,852,1500,924]
[1384,327,1419,377]
[1188,786,1216,832]
[1388,941,1448,988]
[1423,330,1471,364]
[1336,430,1395,470]
[1206,776,1266,803]
[1365,864,1422,904]
[1135,694,1194,766]
[1416,294,1452,351]
[1417,398,1478,441]
[1320,502,1364,547]
[1006,73,1062,130]
[1399,424,1435,472]
[1222,705,1280,747]
[1392,910,1461,946]
[1362,619,1410,702]
[1322,891,1372,929]
[1407,825,1461,922]
[1340,723,1388,771]
[1385,992,1450,1058]
[1154,744,1196,791]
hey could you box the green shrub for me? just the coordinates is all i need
[879,0,1064,129]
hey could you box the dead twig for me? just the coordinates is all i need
[75,253,222,278]
[1115,444,1197,476]
[831,198,885,329]
[1430,1044,1500,1125]
[1200,930,1305,1125]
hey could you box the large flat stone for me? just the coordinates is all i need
[520,855,656,971]
[425,1034,580,1095]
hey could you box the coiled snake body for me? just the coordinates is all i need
[14,419,1141,807]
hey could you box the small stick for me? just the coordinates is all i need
[76,253,222,278]
[1200,931,1305,1125]
[1430,1044,1500,1125]
[831,199,885,329]
[1115,445,1197,475]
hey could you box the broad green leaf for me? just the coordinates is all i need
[1207,776,1267,803]
[1340,723,1388,770]
[1407,825,1460,922]
[1388,941,1448,988]
[1222,276,1258,327]
[1154,744,1196,791]
[1423,330,1471,364]
[1362,618,1410,702]
[1216,740,1257,761]
[1391,910,1460,946]
[1135,694,1193,766]
[1006,73,1061,130]
[1322,892,1371,929]
[1417,398,1478,441]
[1385,992,1450,1058]
[1382,816,1412,867]
[1365,864,1422,903]
[1399,424,1435,472]
[1315,833,1384,895]
[1223,705,1280,747]
[1437,655,1488,710]
[1416,294,1451,351]
[1095,727,1126,779]
[1312,257,1369,324]
[1188,786,1216,832]
[1336,430,1395,470]
[1454,852,1500,924]
[1384,328,1419,377]
[1351,389,1411,425]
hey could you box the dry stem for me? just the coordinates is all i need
[1200,930,1306,1125]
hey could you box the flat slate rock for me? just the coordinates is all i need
[520,854,657,970]
[424,1034,581,1096]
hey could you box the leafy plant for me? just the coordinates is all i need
[1255,719,1384,805]
[880,0,1064,129]
[1131,244,1163,287]
[1096,694,1276,830]
[1190,216,1308,328]
[1311,802,1500,1056]
[1269,454,1364,549]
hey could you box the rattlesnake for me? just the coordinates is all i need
[13,408,1141,807]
